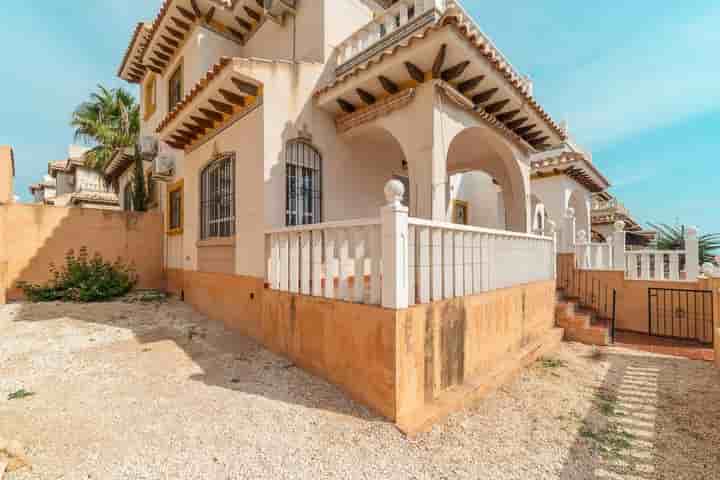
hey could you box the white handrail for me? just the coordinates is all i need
[408,217,551,241]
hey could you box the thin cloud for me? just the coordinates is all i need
[543,7,720,149]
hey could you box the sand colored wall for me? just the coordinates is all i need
[394,280,558,430]
[0,146,13,205]
[558,254,717,342]
[167,267,558,429]
[0,204,164,302]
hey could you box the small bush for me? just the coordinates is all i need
[17,247,137,303]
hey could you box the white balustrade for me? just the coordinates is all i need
[406,218,554,298]
[266,218,383,305]
[266,180,556,308]
[334,0,525,89]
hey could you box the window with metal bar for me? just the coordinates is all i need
[200,154,235,239]
[286,141,322,226]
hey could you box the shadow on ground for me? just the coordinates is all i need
[8,299,378,423]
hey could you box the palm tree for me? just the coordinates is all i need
[648,223,720,265]
[70,85,140,171]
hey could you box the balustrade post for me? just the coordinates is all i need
[577,229,588,269]
[612,220,626,272]
[382,180,409,309]
[685,226,699,281]
[546,220,557,280]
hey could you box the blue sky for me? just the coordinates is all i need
[1,1,717,233]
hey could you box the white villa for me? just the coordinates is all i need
[107,0,715,429]
[41,145,120,210]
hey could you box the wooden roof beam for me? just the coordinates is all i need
[337,98,356,114]
[404,61,425,83]
[208,99,234,115]
[356,88,376,105]
[231,77,260,96]
[441,61,470,82]
[378,76,399,95]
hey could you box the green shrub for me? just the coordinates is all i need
[17,247,138,303]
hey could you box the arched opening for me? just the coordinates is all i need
[530,194,548,234]
[285,140,322,226]
[446,126,528,232]
[326,125,408,221]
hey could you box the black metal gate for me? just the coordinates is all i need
[648,288,714,344]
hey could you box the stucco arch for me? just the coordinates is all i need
[530,194,548,233]
[445,126,529,232]
[324,124,409,220]
[568,188,591,241]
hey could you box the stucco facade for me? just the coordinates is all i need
[0,146,15,205]
[113,0,581,425]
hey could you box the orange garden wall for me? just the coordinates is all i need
[558,253,718,345]
[167,269,560,433]
[0,204,164,301]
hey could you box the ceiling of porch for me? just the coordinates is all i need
[316,13,566,151]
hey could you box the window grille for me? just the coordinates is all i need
[169,189,182,231]
[168,62,183,111]
[200,154,235,239]
[286,141,322,226]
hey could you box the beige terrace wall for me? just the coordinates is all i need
[165,268,559,433]
[558,253,718,344]
[0,204,164,302]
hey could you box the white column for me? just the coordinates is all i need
[382,180,409,309]
[407,142,447,221]
[686,226,699,281]
[562,207,576,253]
[612,220,626,272]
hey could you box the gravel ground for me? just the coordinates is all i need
[1,299,718,480]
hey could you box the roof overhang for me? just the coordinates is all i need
[118,23,152,83]
[139,0,270,79]
[155,57,263,151]
[531,152,611,193]
[70,191,120,207]
[104,147,135,180]
[316,11,566,150]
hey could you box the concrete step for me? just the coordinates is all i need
[564,325,610,346]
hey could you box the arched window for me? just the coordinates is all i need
[123,183,133,211]
[200,153,235,239]
[286,141,322,226]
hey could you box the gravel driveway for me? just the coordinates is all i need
[1,299,718,479]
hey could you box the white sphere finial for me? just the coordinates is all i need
[702,263,715,277]
[384,179,405,207]
[577,230,587,242]
[565,207,575,218]
[614,220,626,232]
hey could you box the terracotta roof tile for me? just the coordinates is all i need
[156,57,237,133]
[141,0,238,64]
[118,23,152,81]
[316,12,566,142]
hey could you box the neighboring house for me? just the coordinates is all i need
[28,175,58,205]
[114,0,624,428]
[48,145,120,210]
[103,147,158,212]
[0,146,15,205]
[591,192,656,247]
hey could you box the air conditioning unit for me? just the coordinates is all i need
[263,0,296,25]
[139,136,159,159]
[152,151,176,181]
